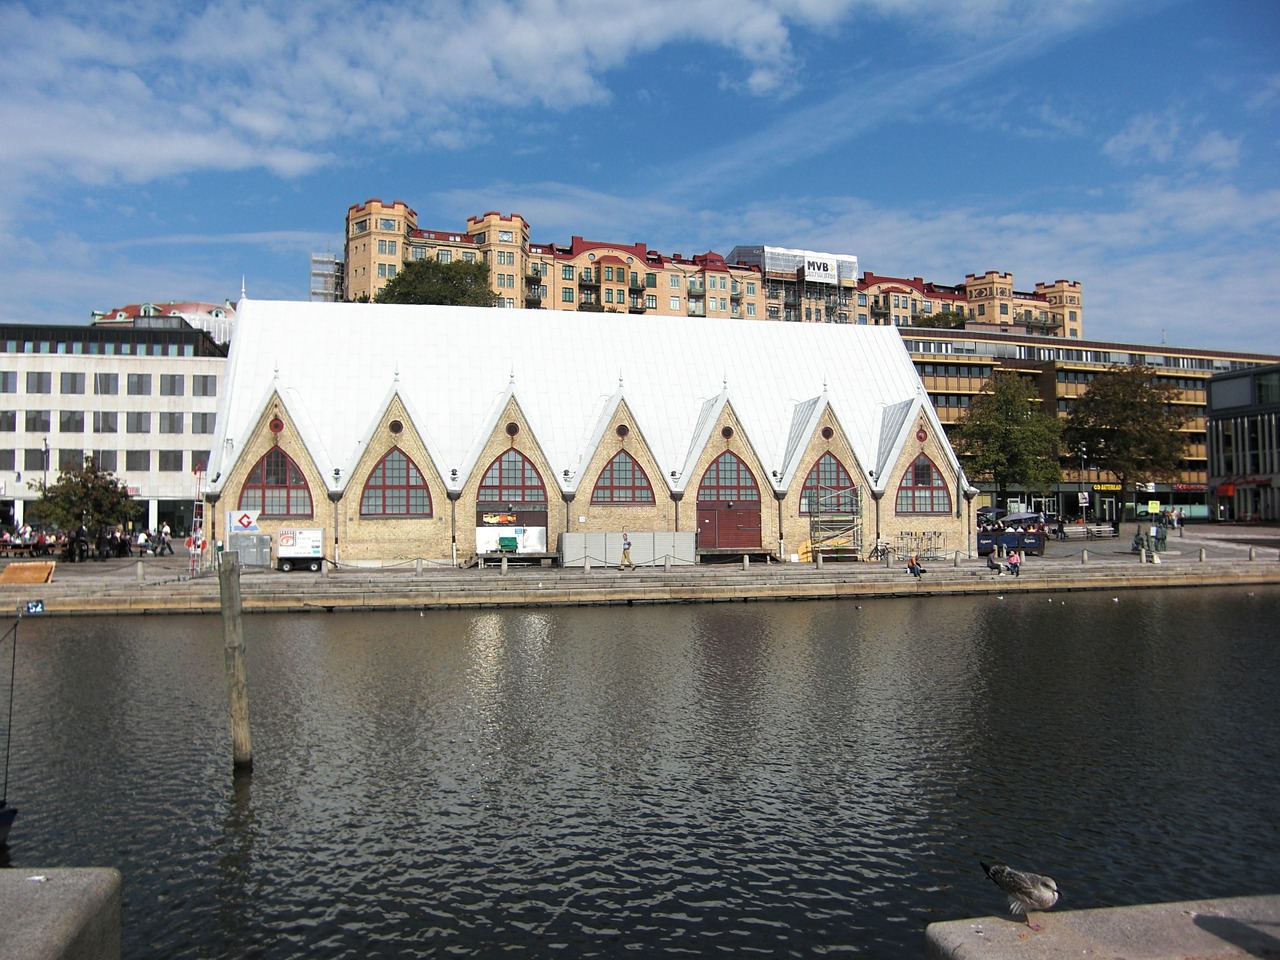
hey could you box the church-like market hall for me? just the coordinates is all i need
[204,300,976,568]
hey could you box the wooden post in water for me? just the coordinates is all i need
[218,553,253,771]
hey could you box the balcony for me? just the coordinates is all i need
[629,299,647,314]
[524,288,543,305]
[731,285,744,300]
[688,300,706,317]
[687,279,706,295]
[578,272,600,287]
[629,277,645,291]
[1024,314,1063,331]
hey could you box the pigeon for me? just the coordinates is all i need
[981,861,1059,931]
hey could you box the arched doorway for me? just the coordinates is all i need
[696,451,761,549]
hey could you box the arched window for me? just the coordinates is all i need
[801,452,859,514]
[238,448,312,517]
[360,447,432,517]
[478,449,546,506]
[895,454,951,514]
[697,452,760,502]
[591,451,655,504]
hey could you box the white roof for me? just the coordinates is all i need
[208,299,963,499]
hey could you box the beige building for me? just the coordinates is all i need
[343,199,767,320]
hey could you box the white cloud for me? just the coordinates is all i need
[1103,111,1181,165]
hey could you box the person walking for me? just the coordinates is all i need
[619,532,635,570]
[159,521,174,556]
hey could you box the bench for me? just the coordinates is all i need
[1060,525,1090,540]
[0,544,33,557]
[1086,524,1118,539]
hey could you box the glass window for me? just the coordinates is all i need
[159,412,184,434]
[25,410,50,432]
[591,451,655,504]
[800,453,859,514]
[26,371,51,394]
[93,411,118,433]
[562,264,575,280]
[160,374,184,396]
[60,372,85,394]
[895,454,952,514]
[697,452,760,502]
[360,448,433,517]
[477,449,546,506]
[191,374,216,397]
[24,449,45,471]
[158,450,184,471]
[0,372,15,393]
[191,451,210,473]
[126,412,151,433]
[192,412,216,434]
[670,297,680,311]
[562,288,575,303]
[238,449,313,517]
[93,449,117,472]
[127,373,151,395]
[437,250,452,264]
[0,411,14,431]
[125,450,151,472]
[58,448,83,471]
[59,410,84,433]
[94,373,119,395]
[0,450,12,470]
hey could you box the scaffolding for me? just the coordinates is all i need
[892,529,949,561]
[806,486,864,561]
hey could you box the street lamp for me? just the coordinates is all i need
[1077,443,1087,521]
[42,436,49,488]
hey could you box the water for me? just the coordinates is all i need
[3,587,1279,957]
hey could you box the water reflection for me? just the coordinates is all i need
[3,589,1279,957]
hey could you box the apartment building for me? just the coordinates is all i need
[1207,362,1280,521]
[91,300,237,347]
[899,326,1279,521]
[0,321,226,534]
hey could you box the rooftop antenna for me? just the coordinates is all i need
[241,276,246,299]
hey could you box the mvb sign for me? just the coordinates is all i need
[802,257,838,283]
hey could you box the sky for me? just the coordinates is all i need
[1,0,1277,354]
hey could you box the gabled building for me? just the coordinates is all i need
[205,299,975,567]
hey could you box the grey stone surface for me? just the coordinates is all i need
[925,893,1280,959]
[0,868,121,960]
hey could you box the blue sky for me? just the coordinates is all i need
[1,0,1277,354]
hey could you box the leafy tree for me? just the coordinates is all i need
[952,371,1062,506]
[26,455,142,531]
[1064,365,1188,527]
[913,310,967,329]
[372,258,499,307]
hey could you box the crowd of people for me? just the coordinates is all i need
[1,521,179,562]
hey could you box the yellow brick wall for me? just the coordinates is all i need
[567,400,675,534]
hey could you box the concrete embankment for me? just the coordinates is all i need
[2,550,1278,616]
[926,893,1280,959]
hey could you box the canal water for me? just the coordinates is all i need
[3,587,1279,958]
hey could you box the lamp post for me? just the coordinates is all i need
[42,436,49,488]
[1077,443,1087,522]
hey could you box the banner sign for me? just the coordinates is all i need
[227,510,261,533]
[801,256,838,284]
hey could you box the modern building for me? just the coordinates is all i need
[310,252,344,303]
[0,321,227,534]
[204,299,975,567]
[1207,362,1280,521]
[899,326,1279,521]
[91,300,237,347]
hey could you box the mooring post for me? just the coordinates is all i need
[136,560,144,582]
[664,554,671,573]
[743,555,750,571]
[1081,548,1089,563]
[415,558,423,576]
[501,555,508,574]
[218,553,253,772]
[815,550,824,569]
[1200,547,1206,562]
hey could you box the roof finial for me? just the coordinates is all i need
[241,276,246,299]
[509,366,515,386]
[394,363,400,382]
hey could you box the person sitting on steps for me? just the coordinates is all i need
[906,553,926,579]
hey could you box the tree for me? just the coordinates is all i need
[913,310,967,329]
[372,258,499,307]
[952,371,1062,507]
[25,455,142,531]
[1064,365,1188,528]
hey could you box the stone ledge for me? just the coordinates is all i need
[925,893,1280,959]
[0,868,121,960]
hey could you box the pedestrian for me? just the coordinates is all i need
[159,521,174,555]
[619,532,635,570]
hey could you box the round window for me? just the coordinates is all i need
[916,427,928,443]
[269,417,284,434]
[616,424,630,438]
[389,419,404,435]
[821,426,834,441]
[721,426,734,440]
[506,422,520,437]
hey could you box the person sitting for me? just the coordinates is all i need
[906,554,926,579]
[986,552,1004,575]
[1008,549,1022,578]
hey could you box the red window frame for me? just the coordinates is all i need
[238,448,313,518]
[801,452,859,514]
[360,447,433,517]
[697,452,760,502]
[591,451,655,504]
[895,454,952,515]
[478,449,547,506]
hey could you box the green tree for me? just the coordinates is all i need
[372,258,499,307]
[913,310,967,329]
[26,455,142,531]
[952,371,1062,506]
[1064,365,1188,527]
